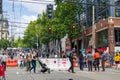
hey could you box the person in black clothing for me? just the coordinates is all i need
[78,51,84,71]
[67,51,75,73]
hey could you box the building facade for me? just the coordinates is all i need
[73,0,120,54]
[0,0,9,40]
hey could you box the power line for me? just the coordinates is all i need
[32,0,54,3]
[63,0,120,7]
[8,21,29,24]
[9,0,120,7]
[9,25,26,28]
[9,0,55,5]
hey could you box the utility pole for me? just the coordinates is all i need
[92,0,95,54]
[0,0,2,39]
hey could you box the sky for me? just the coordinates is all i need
[3,0,55,39]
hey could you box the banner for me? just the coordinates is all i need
[40,58,71,71]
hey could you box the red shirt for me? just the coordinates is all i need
[0,65,5,76]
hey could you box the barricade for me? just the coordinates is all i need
[40,58,71,71]
[6,59,18,67]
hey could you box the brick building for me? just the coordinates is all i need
[72,0,120,54]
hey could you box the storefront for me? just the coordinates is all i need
[80,18,120,54]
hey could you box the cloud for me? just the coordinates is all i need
[21,15,37,23]
[14,15,37,39]
[7,0,55,39]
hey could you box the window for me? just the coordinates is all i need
[115,28,120,46]
[115,9,120,17]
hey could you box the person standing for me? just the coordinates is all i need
[78,51,84,71]
[0,60,6,80]
[93,49,100,71]
[1,52,8,71]
[114,54,120,69]
[109,54,114,67]
[101,52,107,71]
[86,51,93,71]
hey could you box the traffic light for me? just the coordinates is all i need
[0,0,2,14]
[46,4,53,19]
[72,25,76,32]
[48,27,52,34]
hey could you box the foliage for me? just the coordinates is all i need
[54,0,82,39]
[0,39,10,50]
[20,0,83,48]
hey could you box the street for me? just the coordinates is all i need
[5,67,120,80]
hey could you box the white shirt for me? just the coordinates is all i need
[1,55,7,62]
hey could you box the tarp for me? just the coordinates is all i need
[40,58,71,71]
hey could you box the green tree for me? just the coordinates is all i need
[54,0,83,39]
[0,39,10,50]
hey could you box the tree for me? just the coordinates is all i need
[0,39,10,50]
[21,0,83,50]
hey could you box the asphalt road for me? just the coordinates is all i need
[5,67,120,80]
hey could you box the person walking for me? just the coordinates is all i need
[26,53,32,71]
[86,51,93,71]
[67,50,75,73]
[29,51,37,73]
[93,49,100,71]
[78,51,84,71]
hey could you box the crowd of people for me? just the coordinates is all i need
[67,48,120,73]
[0,48,120,76]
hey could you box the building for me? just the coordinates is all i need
[0,0,9,40]
[0,14,9,40]
[73,0,120,55]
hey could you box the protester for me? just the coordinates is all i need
[26,53,32,71]
[78,51,84,71]
[67,49,75,73]
[101,52,107,71]
[109,54,114,67]
[114,54,120,69]
[1,52,7,71]
[29,51,37,73]
[93,49,100,71]
[0,60,6,80]
[86,51,93,71]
